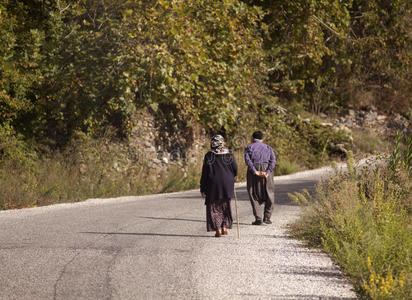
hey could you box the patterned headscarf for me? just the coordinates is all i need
[210,135,229,154]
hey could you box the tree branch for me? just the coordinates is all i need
[311,15,356,43]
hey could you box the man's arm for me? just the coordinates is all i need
[244,146,257,174]
[265,147,276,174]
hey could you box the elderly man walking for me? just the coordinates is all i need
[244,131,276,225]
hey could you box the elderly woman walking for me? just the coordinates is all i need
[200,135,238,237]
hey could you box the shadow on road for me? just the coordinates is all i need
[137,216,205,223]
[167,178,319,206]
[274,265,344,278]
[135,216,251,226]
[81,232,211,238]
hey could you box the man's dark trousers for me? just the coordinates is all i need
[246,163,275,221]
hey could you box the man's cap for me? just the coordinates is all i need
[252,131,263,139]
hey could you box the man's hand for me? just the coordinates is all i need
[255,171,268,178]
[201,192,206,198]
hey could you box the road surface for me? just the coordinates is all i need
[0,168,357,299]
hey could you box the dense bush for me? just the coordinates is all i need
[289,136,412,299]
[2,0,410,147]
[0,123,37,167]
[246,0,412,116]
[0,0,266,145]
[258,107,353,168]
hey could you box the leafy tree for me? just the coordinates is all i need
[1,0,268,146]
[1,0,410,151]
[347,0,412,113]
[35,0,137,144]
[245,0,412,114]
[0,0,44,130]
[122,0,267,131]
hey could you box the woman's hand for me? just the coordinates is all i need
[201,192,206,198]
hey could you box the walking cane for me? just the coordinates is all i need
[234,183,240,239]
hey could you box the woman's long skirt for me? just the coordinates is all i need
[206,198,233,231]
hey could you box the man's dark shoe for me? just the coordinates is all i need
[263,219,272,224]
[252,220,263,225]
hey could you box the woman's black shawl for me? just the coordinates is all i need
[200,151,238,205]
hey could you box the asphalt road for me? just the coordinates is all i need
[0,169,357,299]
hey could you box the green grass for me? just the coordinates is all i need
[0,159,203,210]
[0,136,203,210]
[0,140,306,210]
[274,158,299,176]
[289,140,412,299]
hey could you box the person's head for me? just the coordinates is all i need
[210,134,225,151]
[252,130,263,142]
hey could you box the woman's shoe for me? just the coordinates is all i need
[215,230,222,237]
[222,228,228,235]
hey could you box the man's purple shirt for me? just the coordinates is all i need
[244,140,276,174]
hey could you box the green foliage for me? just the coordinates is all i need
[0,123,37,167]
[0,1,44,128]
[261,0,352,112]
[289,137,412,299]
[1,0,410,144]
[1,0,267,145]
[121,0,266,131]
[1,0,409,157]
[348,0,412,113]
[259,109,352,168]
[347,150,355,181]
[36,0,139,142]
[274,158,299,176]
[246,0,412,114]
[389,132,412,175]
[288,189,312,206]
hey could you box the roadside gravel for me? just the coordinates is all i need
[193,194,356,299]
